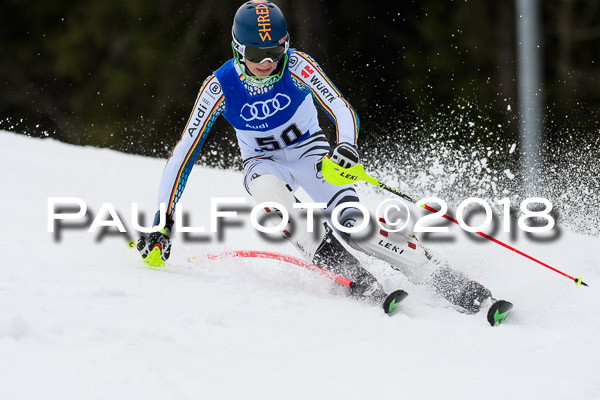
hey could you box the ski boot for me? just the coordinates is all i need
[429,267,492,313]
[313,226,387,304]
[429,266,513,324]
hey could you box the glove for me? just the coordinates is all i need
[328,142,359,168]
[136,214,173,268]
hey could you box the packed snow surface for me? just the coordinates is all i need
[1,131,599,400]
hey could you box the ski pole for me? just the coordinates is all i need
[319,156,589,287]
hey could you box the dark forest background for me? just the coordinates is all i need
[1,0,599,169]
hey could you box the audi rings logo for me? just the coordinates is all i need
[240,93,291,121]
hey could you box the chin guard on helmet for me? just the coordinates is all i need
[231,40,289,86]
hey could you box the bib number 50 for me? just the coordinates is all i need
[255,124,303,151]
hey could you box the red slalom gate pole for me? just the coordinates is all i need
[201,250,354,289]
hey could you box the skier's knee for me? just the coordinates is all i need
[323,187,364,242]
[248,174,325,260]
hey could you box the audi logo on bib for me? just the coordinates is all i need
[240,93,292,121]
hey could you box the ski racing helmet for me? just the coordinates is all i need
[231,0,290,85]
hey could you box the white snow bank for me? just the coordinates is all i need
[1,131,598,400]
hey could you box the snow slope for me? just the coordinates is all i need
[1,130,599,400]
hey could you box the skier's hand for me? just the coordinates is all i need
[328,142,359,168]
[136,216,173,267]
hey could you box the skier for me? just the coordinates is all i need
[136,0,500,316]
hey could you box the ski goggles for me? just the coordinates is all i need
[244,45,286,63]
[232,35,289,64]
